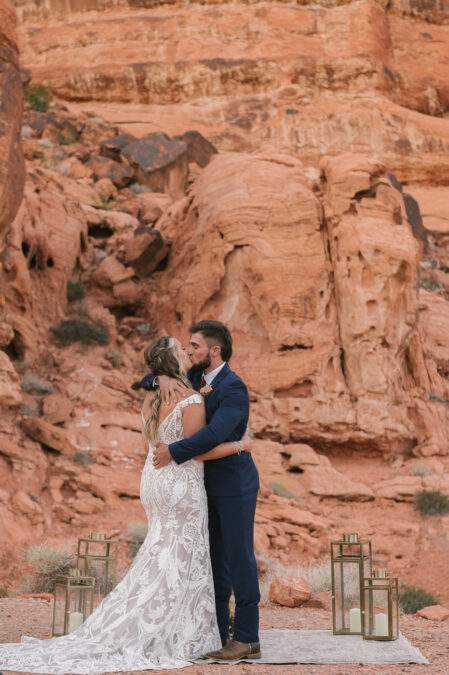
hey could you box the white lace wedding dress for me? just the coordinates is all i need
[0,393,221,673]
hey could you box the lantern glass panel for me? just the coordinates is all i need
[362,577,399,640]
[331,537,372,636]
[52,575,95,637]
[332,559,362,634]
[53,583,67,637]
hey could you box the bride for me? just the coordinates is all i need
[0,336,249,673]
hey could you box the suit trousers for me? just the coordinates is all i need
[208,490,260,644]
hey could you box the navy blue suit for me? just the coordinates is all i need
[141,363,260,643]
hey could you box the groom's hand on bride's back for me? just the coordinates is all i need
[158,375,189,406]
[241,428,254,453]
[153,443,171,469]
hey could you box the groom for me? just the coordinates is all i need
[145,319,261,660]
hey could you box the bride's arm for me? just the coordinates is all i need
[182,404,252,461]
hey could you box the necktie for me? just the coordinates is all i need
[200,375,206,389]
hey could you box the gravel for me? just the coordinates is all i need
[0,598,447,674]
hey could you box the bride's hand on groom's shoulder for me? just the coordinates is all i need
[158,375,189,406]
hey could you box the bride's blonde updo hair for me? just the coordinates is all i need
[143,336,193,444]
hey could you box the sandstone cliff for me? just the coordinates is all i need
[13,0,449,186]
[1,0,449,602]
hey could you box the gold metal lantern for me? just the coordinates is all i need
[362,569,399,641]
[77,533,118,602]
[52,569,95,636]
[331,533,372,635]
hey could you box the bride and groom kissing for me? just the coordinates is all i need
[0,319,261,673]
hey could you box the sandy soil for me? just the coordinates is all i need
[0,598,448,675]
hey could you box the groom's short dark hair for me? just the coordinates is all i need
[189,320,232,361]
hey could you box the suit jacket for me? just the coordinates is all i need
[141,364,259,497]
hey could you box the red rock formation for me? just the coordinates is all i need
[2,0,449,605]
[269,576,312,607]
[147,149,442,455]
[416,605,449,621]
[0,0,24,241]
[13,0,449,183]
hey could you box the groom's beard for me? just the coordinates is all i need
[190,352,211,372]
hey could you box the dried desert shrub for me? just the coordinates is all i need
[128,522,148,558]
[51,319,109,346]
[399,584,437,614]
[23,544,75,593]
[257,556,342,606]
[105,350,123,369]
[415,489,449,516]
[21,372,53,395]
[411,461,431,477]
[267,481,301,503]
[129,182,152,195]
[67,279,86,301]
[20,402,38,416]
[73,451,95,466]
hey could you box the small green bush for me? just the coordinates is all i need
[24,83,52,112]
[51,319,109,346]
[23,544,74,593]
[67,279,86,301]
[73,451,95,466]
[56,124,80,146]
[415,489,449,516]
[268,481,301,503]
[399,584,437,614]
[128,522,147,557]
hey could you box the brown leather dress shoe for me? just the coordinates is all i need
[204,638,261,661]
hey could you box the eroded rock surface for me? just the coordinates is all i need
[148,149,440,455]
[0,0,24,241]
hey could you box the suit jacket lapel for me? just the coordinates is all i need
[208,362,230,390]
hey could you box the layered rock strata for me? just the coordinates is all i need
[13,0,449,184]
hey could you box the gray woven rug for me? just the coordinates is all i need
[203,630,429,664]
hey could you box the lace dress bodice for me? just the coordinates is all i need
[0,393,221,673]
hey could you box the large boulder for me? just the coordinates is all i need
[122,226,170,278]
[269,576,311,607]
[120,132,188,199]
[86,155,134,188]
[100,133,137,161]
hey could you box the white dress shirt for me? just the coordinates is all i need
[203,361,226,385]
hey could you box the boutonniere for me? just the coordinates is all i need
[199,384,213,397]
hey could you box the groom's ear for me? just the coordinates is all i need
[211,344,222,357]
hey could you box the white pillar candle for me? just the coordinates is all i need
[349,607,361,632]
[375,612,389,637]
[68,611,84,633]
